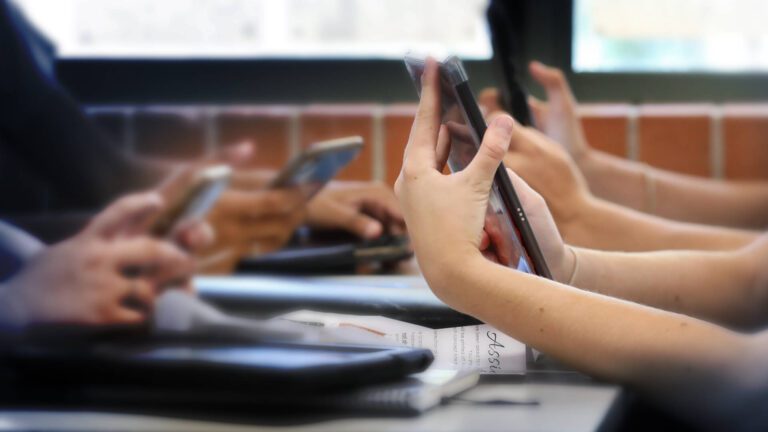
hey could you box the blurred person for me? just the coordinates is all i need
[0,0,405,273]
[0,191,212,330]
[479,61,768,231]
[397,60,768,430]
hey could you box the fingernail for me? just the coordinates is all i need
[492,115,515,135]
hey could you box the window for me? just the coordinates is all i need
[573,0,768,73]
[14,0,492,59]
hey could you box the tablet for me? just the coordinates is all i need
[486,0,535,126]
[404,55,552,279]
[5,339,434,397]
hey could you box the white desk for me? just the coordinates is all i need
[0,382,620,432]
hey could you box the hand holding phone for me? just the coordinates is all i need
[149,165,232,239]
[404,54,551,279]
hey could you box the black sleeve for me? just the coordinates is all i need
[0,0,165,210]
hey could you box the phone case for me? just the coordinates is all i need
[404,55,552,279]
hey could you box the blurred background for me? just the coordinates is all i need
[13,0,768,195]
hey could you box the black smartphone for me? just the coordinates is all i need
[404,55,552,279]
[269,136,364,200]
[486,0,535,126]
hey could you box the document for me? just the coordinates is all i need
[277,310,526,374]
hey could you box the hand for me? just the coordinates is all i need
[2,193,197,328]
[184,144,307,274]
[526,61,591,162]
[306,181,405,239]
[492,113,593,232]
[199,187,306,273]
[395,59,574,305]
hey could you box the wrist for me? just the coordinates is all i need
[552,245,579,285]
[418,244,487,310]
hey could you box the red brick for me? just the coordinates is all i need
[383,104,417,185]
[578,104,631,158]
[299,105,376,181]
[133,106,207,160]
[216,106,295,170]
[723,104,768,180]
[637,104,713,177]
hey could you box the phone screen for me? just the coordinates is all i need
[405,57,535,274]
[271,139,362,200]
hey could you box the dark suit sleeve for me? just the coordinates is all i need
[0,0,165,210]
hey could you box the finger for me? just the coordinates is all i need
[529,61,566,91]
[528,95,548,130]
[464,115,515,188]
[478,87,503,114]
[330,200,383,239]
[529,61,576,107]
[85,192,164,239]
[109,307,146,324]
[113,238,193,281]
[403,57,441,174]
[173,219,215,253]
[435,124,452,171]
[120,278,156,308]
[479,229,490,251]
[215,189,304,221]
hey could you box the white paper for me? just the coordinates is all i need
[276,310,526,375]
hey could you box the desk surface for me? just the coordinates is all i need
[0,382,619,432]
[0,273,621,432]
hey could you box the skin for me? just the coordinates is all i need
[487,61,768,230]
[0,192,212,328]
[197,143,407,273]
[305,180,406,239]
[396,58,768,430]
[487,112,758,252]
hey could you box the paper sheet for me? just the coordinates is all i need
[276,310,526,375]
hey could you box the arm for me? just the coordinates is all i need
[438,253,768,431]
[564,194,758,252]
[522,60,768,229]
[399,64,768,429]
[500,122,759,252]
[580,150,768,229]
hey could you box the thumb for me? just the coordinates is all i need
[84,192,164,239]
[465,115,514,188]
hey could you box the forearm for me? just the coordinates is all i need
[434,257,765,429]
[563,195,759,252]
[569,246,763,328]
[580,150,768,229]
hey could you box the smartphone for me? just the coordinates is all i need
[404,54,552,279]
[269,136,364,200]
[150,165,232,238]
[486,0,535,126]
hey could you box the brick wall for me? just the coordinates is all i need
[86,103,768,184]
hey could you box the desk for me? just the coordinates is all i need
[0,273,623,432]
[0,382,620,432]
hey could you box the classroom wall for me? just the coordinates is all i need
[86,103,768,185]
